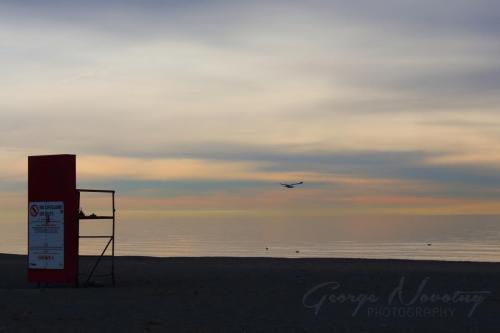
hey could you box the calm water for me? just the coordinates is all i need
[3,214,500,262]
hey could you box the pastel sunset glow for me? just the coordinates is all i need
[2,0,500,218]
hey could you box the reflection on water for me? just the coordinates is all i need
[3,214,500,262]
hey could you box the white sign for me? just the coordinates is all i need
[28,201,64,269]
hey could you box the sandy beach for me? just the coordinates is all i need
[1,254,500,332]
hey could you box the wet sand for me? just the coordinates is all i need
[1,254,500,332]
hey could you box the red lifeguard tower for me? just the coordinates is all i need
[28,154,116,287]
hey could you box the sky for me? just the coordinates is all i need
[1,0,500,219]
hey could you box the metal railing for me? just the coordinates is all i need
[77,189,115,286]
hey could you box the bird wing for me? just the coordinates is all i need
[291,181,303,186]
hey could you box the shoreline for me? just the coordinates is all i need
[1,254,500,332]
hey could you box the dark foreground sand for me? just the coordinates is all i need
[1,254,500,332]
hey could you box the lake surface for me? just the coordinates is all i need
[3,214,500,262]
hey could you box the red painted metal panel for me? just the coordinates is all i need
[28,155,78,285]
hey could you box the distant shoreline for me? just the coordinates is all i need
[3,252,500,263]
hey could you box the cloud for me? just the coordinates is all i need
[1,1,499,215]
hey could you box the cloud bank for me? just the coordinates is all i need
[1,0,499,215]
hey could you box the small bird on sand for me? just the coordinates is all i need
[280,182,304,189]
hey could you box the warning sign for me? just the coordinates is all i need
[28,201,64,269]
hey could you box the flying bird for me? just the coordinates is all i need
[280,181,304,189]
